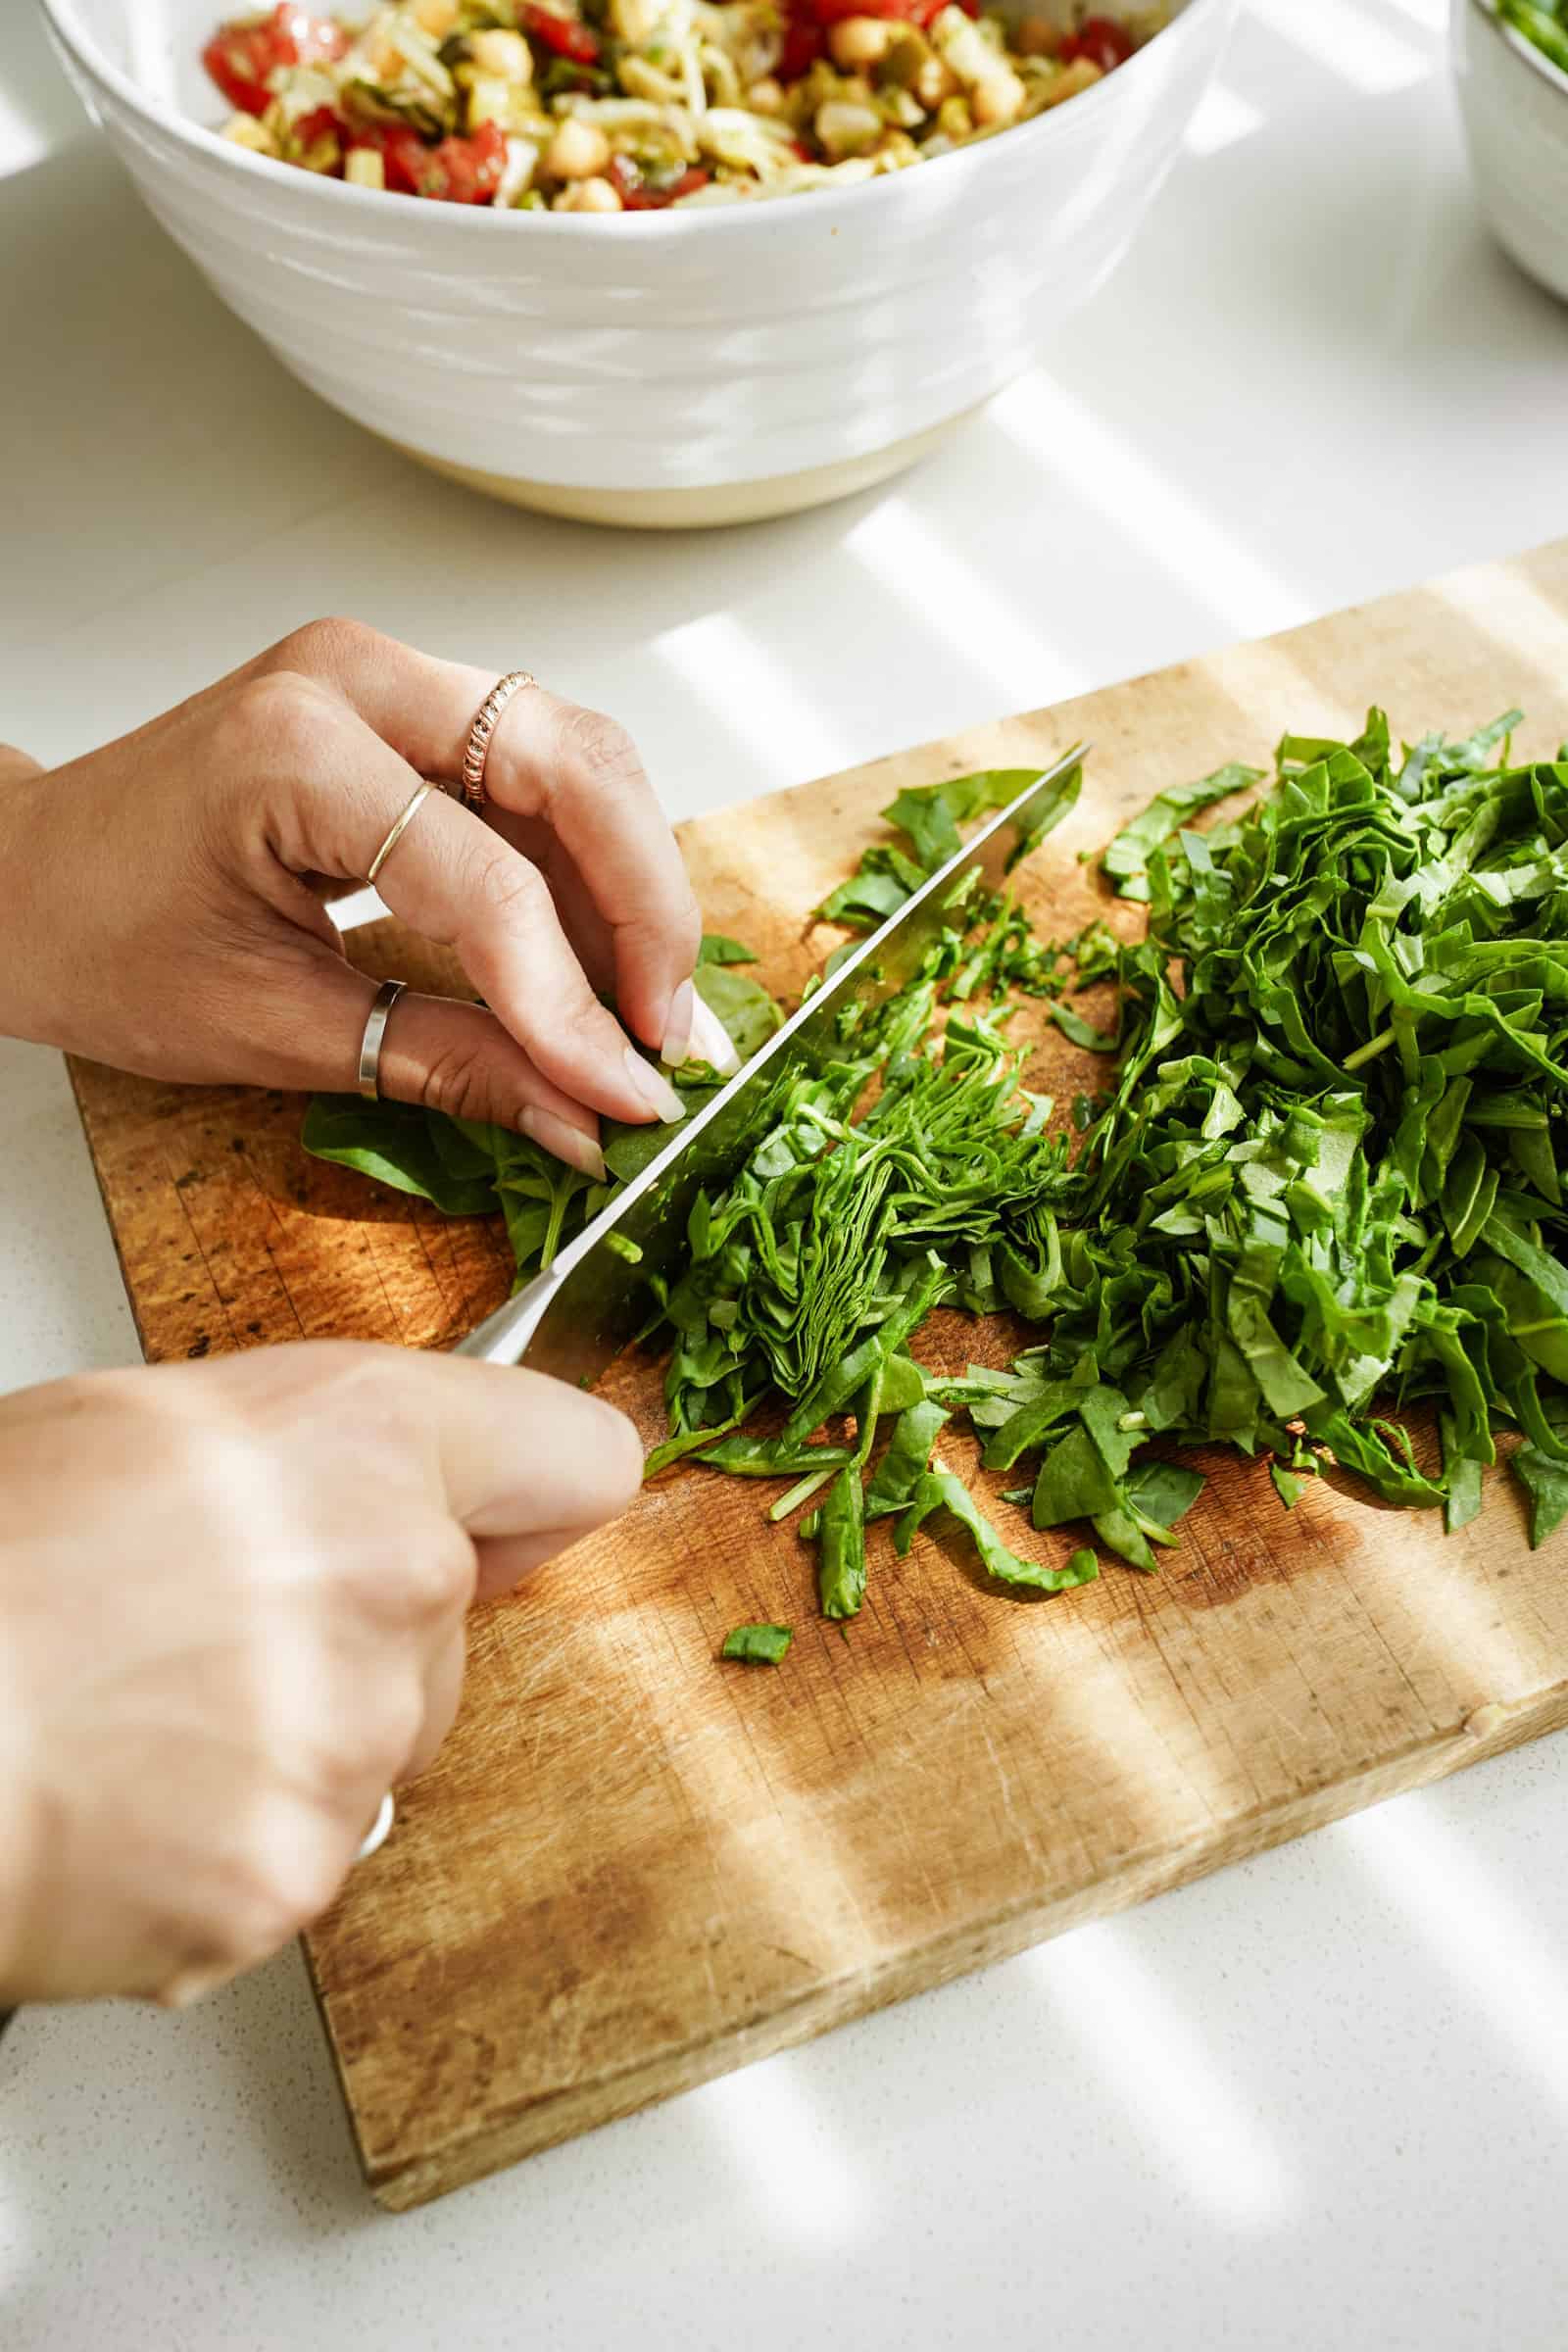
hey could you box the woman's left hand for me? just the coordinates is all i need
[0,620,736,1175]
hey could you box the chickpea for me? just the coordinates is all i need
[612,0,664,44]
[827,16,895,70]
[1043,55,1102,102]
[912,55,956,108]
[469,27,534,80]
[970,66,1025,125]
[814,98,883,159]
[410,0,460,31]
[1015,15,1062,56]
[556,173,624,210]
[221,112,279,155]
[544,117,612,179]
[746,74,785,113]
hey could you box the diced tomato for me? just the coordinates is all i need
[628,165,711,209]
[360,119,506,201]
[519,4,602,65]
[1059,14,1135,70]
[363,122,426,193]
[202,4,346,117]
[608,153,711,208]
[408,119,508,202]
[289,100,349,169]
[778,3,824,79]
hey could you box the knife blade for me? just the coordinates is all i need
[453,743,1087,1383]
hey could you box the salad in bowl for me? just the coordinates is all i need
[204,0,1160,212]
[42,0,1231,520]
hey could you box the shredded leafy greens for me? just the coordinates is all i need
[306,714,1568,1649]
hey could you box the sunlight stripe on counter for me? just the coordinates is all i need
[843,496,1079,714]
[988,375,1306,643]
[1031,1918,1296,2228]
[1248,0,1431,94]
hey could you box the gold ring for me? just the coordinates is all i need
[357,978,406,1102]
[461,670,535,810]
[368,779,436,888]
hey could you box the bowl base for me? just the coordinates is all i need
[389,415,969,528]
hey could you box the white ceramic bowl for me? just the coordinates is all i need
[40,0,1235,524]
[1452,0,1568,306]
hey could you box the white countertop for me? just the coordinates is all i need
[6,2,1568,2343]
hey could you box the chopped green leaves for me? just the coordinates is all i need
[1102,761,1261,903]
[309,715,1568,1666]
[300,1095,504,1218]
[721,1623,793,1664]
[816,1463,867,1620]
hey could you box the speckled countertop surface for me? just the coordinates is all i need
[5,1,1568,2343]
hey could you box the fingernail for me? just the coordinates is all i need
[661,978,695,1068]
[519,1106,608,1185]
[623,1047,686,1124]
[688,994,742,1076]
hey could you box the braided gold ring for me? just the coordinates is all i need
[462,670,535,809]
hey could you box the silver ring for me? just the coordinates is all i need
[368,778,436,888]
[356,1790,396,1863]
[461,670,534,810]
[357,978,406,1102]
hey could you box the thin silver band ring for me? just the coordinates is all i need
[357,978,406,1102]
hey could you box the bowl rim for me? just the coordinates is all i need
[1466,0,1568,102]
[38,0,1226,240]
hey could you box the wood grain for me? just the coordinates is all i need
[68,539,1568,2209]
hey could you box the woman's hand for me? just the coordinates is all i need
[0,621,737,1177]
[0,1343,641,2007]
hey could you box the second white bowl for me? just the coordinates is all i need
[1452,0,1568,307]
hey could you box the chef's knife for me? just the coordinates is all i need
[454,743,1087,1382]
[0,754,1086,2041]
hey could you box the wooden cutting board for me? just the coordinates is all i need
[70,539,1568,2209]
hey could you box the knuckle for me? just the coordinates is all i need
[416,1035,514,1130]
[309,1672,430,1798]
[216,1344,434,1500]
[381,1521,474,1629]
[223,1805,351,1960]
[82,1366,264,1485]
[474,848,551,931]
[557,704,642,793]
[273,615,377,679]
[563,992,612,1050]
[287,1342,422,1441]
[228,667,334,763]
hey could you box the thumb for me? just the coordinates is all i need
[395,1354,645,1595]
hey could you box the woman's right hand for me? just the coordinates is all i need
[0,1343,641,2008]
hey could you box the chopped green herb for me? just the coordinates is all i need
[309,718,1568,1668]
[721,1623,793,1665]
